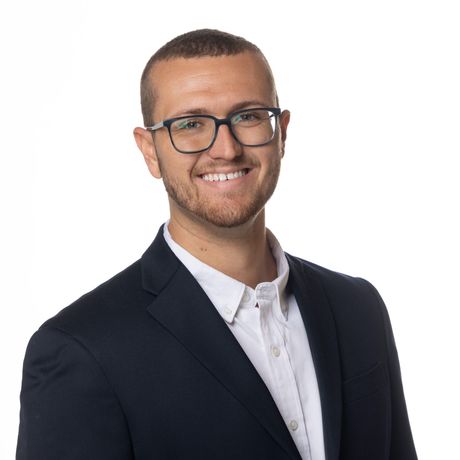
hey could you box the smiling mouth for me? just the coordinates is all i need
[200,169,249,182]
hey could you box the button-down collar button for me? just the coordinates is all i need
[289,420,298,431]
[271,345,281,357]
[256,283,276,301]
[242,290,251,303]
[224,306,232,315]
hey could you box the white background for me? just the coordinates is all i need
[1,0,459,458]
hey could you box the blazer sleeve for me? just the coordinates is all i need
[16,326,134,460]
[364,280,418,460]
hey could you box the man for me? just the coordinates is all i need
[17,29,417,459]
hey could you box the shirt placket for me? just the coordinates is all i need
[256,282,312,460]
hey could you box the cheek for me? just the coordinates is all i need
[162,156,198,183]
[263,146,283,169]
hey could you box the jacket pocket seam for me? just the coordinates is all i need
[342,361,388,404]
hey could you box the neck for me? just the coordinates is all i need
[167,210,278,289]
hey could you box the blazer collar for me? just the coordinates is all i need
[140,225,181,296]
[286,254,343,460]
[141,226,302,460]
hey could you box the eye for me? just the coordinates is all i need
[174,118,202,131]
[232,110,264,125]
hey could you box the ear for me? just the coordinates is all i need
[133,127,162,179]
[279,109,290,158]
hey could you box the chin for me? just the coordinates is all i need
[173,197,265,229]
[193,206,260,229]
[164,177,274,230]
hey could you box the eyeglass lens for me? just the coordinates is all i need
[169,109,277,153]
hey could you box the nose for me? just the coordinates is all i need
[207,123,243,160]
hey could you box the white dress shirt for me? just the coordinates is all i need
[163,223,325,460]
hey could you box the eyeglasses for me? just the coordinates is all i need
[145,107,281,154]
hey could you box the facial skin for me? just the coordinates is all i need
[134,52,290,232]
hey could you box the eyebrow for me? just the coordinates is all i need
[167,100,272,119]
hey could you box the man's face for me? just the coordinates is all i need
[135,52,290,229]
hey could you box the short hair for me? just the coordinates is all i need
[140,29,274,126]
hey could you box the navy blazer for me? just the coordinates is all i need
[17,226,417,459]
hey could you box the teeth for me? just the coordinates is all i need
[202,169,248,182]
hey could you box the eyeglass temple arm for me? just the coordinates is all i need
[145,121,164,131]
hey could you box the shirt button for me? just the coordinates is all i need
[242,290,251,303]
[289,420,298,431]
[224,306,232,315]
[271,345,281,357]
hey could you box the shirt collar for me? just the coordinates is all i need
[163,221,290,323]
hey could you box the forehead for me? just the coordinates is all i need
[149,52,276,118]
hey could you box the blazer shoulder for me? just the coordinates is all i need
[286,252,374,293]
[40,258,154,340]
[286,252,387,328]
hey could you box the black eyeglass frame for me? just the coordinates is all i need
[145,107,282,154]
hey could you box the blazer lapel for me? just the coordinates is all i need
[141,227,302,460]
[286,254,342,460]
